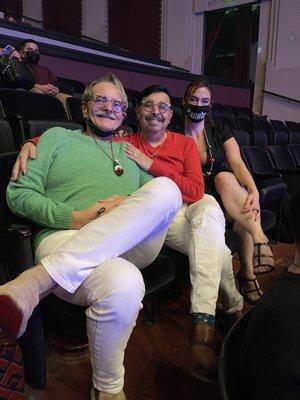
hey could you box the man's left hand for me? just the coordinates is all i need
[125,143,153,171]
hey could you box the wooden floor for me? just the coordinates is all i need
[25,242,295,400]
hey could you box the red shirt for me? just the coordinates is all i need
[27,63,56,85]
[29,131,204,204]
[116,131,204,203]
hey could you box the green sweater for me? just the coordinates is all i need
[7,128,153,247]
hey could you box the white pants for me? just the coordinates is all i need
[165,194,243,316]
[35,178,182,394]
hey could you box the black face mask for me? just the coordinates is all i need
[25,51,40,64]
[185,104,210,123]
[86,118,117,138]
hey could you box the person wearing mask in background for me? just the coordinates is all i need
[183,77,275,305]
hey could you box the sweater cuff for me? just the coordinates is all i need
[53,205,74,229]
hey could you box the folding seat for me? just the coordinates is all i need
[0,89,67,148]
[288,144,300,167]
[273,131,290,146]
[270,119,288,133]
[28,120,83,138]
[289,131,300,144]
[0,119,15,153]
[252,131,267,147]
[285,120,300,134]
[233,130,250,147]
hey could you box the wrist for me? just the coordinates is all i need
[70,210,81,229]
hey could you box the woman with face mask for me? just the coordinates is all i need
[183,78,275,305]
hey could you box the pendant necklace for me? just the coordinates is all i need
[140,132,167,161]
[92,137,124,176]
[203,126,214,177]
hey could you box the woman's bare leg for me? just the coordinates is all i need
[214,172,273,274]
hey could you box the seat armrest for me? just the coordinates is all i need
[253,172,282,180]
[0,223,31,240]
[259,182,287,209]
[0,222,34,280]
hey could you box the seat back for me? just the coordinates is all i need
[123,101,139,132]
[288,144,300,167]
[0,119,15,153]
[0,89,67,121]
[234,116,253,133]
[233,130,250,147]
[219,309,253,400]
[241,146,275,174]
[270,119,288,133]
[253,116,273,133]
[289,131,300,144]
[273,131,289,146]
[28,120,83,138]
[0,152,19,222]
[285,120,300,133]
[252,130,267,147]
[213,115,236,131]
[169,105,184,133]
[65,96,84,123]
[267,145,296,170]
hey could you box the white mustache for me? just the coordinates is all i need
[94,111,117,120]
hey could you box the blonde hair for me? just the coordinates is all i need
[82,73,128,110]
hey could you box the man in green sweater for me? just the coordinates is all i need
[0,73,182,400]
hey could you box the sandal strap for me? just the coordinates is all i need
[189,339,215,349]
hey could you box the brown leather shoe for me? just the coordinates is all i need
[187,322,218,383]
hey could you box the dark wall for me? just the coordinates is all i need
[108,0,161,59]
[43,0,82,37]
[0,0,22,19]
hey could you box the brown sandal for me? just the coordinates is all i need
[253,242,275,275]
[237,274,263,305]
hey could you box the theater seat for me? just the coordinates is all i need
[233,130,250,147]
[0,119,15,153]
[0,89,68,148]
[28,120,83,138]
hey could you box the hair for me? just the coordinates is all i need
[82,73,128,110]
[20,39,39,49]
[290,190,300,244]
[183,77,213,105]
[136,84,172,107]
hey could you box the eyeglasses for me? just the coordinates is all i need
[90,94,126,113]
[141,101,172,114]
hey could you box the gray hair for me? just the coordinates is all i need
[82,73,128,110]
